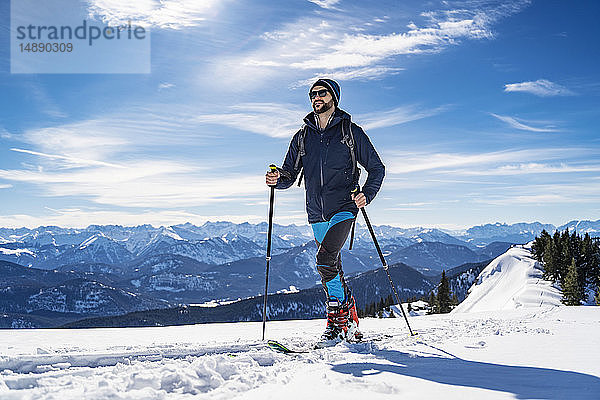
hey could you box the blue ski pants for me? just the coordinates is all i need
[311,211,355,304]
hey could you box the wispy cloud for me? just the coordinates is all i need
[473,182,600,206]
[461,162,600,176]
[86,0,223,29]
[358,104,449,130]
[307,0,341,9]
[158,82,175,91]
[284,15,494,71]
[0,208,266,229]
[0,161,262,208]
[504,79,575,97]
[490,113,559,132]
[193,103,306,138]
[24,81,68,119]
[10,148,126,169]
[217,1,530,84]
[292,67,404,88]
[0,128,11,139]
[191,103,446,136]
[3,104,269,210]
[384,147,586,174]
[16,104,221,161]
[0,184,12,189]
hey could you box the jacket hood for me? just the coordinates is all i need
[303,108,351,131]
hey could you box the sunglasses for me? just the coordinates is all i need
[309,89,329,99]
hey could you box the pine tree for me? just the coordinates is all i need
[427,291,437,314]
[532,229,551,262]
[385,294,394,307]
[558,229,572,285]
[451,293,459,307]
[584,234,600,289]
[437,270,452,313]
[595,286,600,306]
[562,258,583,306]
[542,239,558,281]
[378,297,385,313]
[368,302,376,317]
[579,233,594,289]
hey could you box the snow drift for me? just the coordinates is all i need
[453,244,562,313]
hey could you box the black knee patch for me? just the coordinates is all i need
[316,263,339,282]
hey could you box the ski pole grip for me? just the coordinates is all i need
[267,164,278,187]
[351,185,365,208]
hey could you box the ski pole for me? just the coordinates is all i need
[262,164,277,341]
[352,188,415,336]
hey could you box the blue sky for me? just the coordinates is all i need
[0,0,599,230]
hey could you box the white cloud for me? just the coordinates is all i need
[3,104,271,210]
[461,162,600,176]
[490,113,559,132]
[0,160,262,209]
[193,103,306,138]
[307,0,341,9]
[158,83,175,90]
[357,104,448,130]
[10,148,125,169]
[86,0,222,29]
[191,103,445,136]
[16,104,220,162]
[473,182,600,206]
[504,79,575,97]
[384,148,585,174]
[0,209,266,229]
[0,184,12,189]
[0,128,12,139]
[286,15,493,71]
[292,67,404,88]
[26,81,68,119]
[217,1,530,84]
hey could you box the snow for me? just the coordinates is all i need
[0,307,599,399]
[0,248,35,256]
[190,299,241,308]
[453,244,562,313]
[276,285,300,294]
[79,233,107,249]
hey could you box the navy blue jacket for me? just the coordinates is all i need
[276,108,385,223]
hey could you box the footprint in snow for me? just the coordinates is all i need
[464,341,486,349]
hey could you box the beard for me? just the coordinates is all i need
[313,98,334,114]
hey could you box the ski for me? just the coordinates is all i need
[267,334,400,355]
[267,340,309,354]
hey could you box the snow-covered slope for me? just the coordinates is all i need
[1,307,599,399]
[453,244,562,313]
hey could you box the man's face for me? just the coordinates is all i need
[310,85,334,114]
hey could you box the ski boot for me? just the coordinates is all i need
[345,294,363,342]
[315,296,363,348]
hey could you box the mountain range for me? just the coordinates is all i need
[0,219,598,328]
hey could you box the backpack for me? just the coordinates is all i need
[293,118,358,187]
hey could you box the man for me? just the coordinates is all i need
[265,78,385,346]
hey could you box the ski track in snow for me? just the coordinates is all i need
[1,307,600,399]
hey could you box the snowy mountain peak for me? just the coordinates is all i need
[161,226,185,241]
[79,232,108,249]
[453,244,561,313]
[148,227,186,245]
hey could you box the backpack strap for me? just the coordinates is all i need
[294,118,358,187]
[341,118,357,177]
[294,125,307,186]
